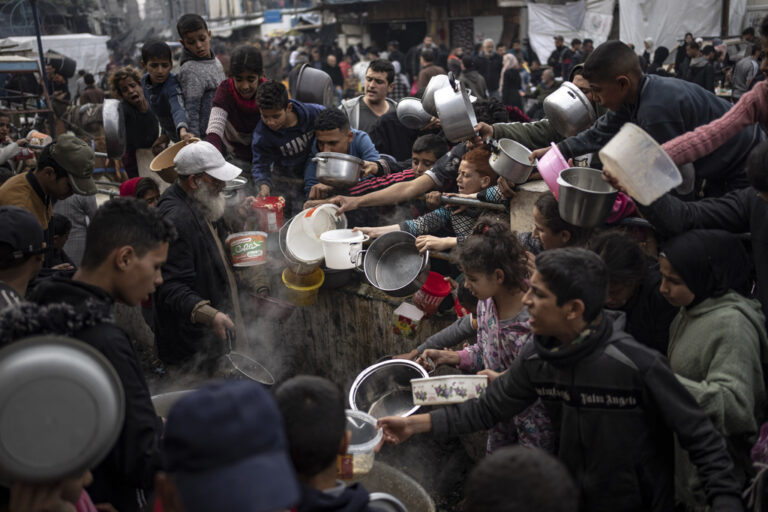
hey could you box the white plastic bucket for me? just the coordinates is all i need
[598,123,682,206]
[320,229,369,270]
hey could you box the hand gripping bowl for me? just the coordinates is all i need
[349,359,429,419]
[0,336,124,482]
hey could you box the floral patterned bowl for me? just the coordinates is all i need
[410,375,488,405]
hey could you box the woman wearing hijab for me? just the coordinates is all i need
[119,177,160,207]
[647,46,671,76]
[500,53,522,110]
[659,229,768,510]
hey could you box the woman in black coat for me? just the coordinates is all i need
[500,53,523,110]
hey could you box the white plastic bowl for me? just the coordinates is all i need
[598,123,682,206]
[320,229,369,270]
[411,375,488,405]
[344,409,382,477]
[285,205,347,264]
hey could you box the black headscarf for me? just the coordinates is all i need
[649,47,670,75]
[660,229,752,306]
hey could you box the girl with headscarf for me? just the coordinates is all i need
[659,229,768,509]
[499,53,523,110]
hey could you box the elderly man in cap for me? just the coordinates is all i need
[0,134,95,271]
[0,206,45,307]
[155,380,300,512]
[154,141,249,373]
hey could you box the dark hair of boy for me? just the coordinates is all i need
[571,38,582,47]
[535,192,591,246]
[535,248,608,323]
[141,39,172,64]
[50,213,72,237]
[472,97,509,124]
[412,133,449,159]
[176,13,208,38]
[255,80,288,111]
[747,139,768,193]
[135,177,160,200]
[229,45,263,77]
[464,445,579,512]
[687,41,700,51]
[314,108,350,132]
[459,217,528,291]
[760,15,768,38]
[84,73,95,85]
[367,58,395,84]
[461,55,477,71]
[274,375,346,478]
[582,40,642,83]
[80,198,176,270]
[37,144,69,180]
[421,49,435,63]
[587,230,647,285]
[743,26,756,37]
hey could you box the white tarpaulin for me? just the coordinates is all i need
[619,0,748,55]
[0,34,110,76]
[528,0,615,65]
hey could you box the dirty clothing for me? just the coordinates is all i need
[430,313,743,511]
[457,301,554,453]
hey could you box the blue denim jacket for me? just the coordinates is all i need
[141,73,188,141]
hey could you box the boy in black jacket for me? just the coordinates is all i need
[379,248,743,512]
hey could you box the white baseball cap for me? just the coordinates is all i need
[173,141,241,182]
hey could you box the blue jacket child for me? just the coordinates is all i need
[142,73,189,142]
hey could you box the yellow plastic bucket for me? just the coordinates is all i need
[282,267,325,307]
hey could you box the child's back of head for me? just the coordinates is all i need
[275,375,346,480]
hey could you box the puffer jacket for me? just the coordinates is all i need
[430,312,743,512]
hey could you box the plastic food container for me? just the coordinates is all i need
[251,196,285,232]
[281,267,324,306]
[320,229,369,270]
[412,272,451,316]
[338,410,383,479]
[411,375,488,405]
[225,231,267,266]
[537,143,569,198]
[599,122,682,206]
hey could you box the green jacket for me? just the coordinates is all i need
[491,103,608,150]
[668,291,768,508]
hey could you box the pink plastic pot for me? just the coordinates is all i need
[537,143,569,199]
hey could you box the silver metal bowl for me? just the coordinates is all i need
[349,359,429,419]
[396,97,432,130]
[102,98,125,158]
[544,81,597,137]
[313,152,363,187]
[360,231,430,297]
[557,167,618,228]
[421,74,451,116]
[489,138,535,183]
[434,86,477,143]
[0,336,125,482]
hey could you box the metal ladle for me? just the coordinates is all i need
[225,330,275,386]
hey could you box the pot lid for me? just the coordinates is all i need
[316,152,365,165]
[223,175,248,191]
[0,336,125,482]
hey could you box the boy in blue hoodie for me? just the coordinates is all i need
[252,80,324,200]
[140,40,191,143]
[275,376,388,512]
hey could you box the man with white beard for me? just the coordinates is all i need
[154,141,248,374]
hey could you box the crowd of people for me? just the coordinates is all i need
[1,8,768,512]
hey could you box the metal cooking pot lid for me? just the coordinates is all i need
[223,175,248,191]
[0,336,125,482]
[316,152,365,165]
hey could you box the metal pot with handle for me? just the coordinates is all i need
[421,74,451,117]
[357,231,430,297]
[487,138,535,183]
[543,81,596,137]
[434,73,477,143]
[313,152,363,187]
[293,64,335,107]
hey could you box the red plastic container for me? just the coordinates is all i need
[412,272,452,315]
[251,196,285,232]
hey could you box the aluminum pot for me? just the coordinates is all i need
[421,74,451,116]
[313,152,363,187]
[222,175,248,207]
[349,359,429,419]
[557,167,618,228]
[544,81,597,137]
[396,97,432,130]
[358,231,430,297]
[488,138,535,183]
[293,64,335,107]
[102,99,125,159]
[352,462,435,512]
[434,75,477,143]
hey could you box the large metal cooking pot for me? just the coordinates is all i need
[421,74,451,116]
[349,359,429,419]
[359,231,430,297]
[313,152,363,187]
[352,462,436,512]
[557,167,618,228]
[434,74,477,143]
[488,138,535,183]
[544,81,597,137]
[0,336,124,483]
[293,64,335,108]
[102,99,125,159]
[396,97,432,130]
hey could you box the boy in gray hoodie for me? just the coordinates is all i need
[176,14,225,138]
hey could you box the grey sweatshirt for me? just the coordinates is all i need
[417,314,476,353]
[178,49,225,138]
